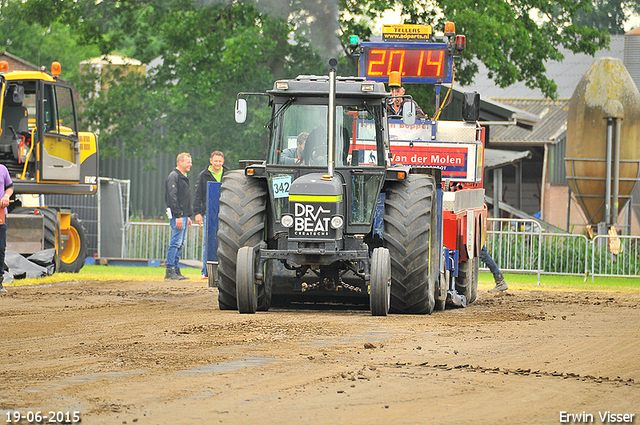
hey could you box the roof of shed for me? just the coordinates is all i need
[484,148,532,170]
[460,36,625,100]
[486,98,569,146]
[457,36,627,146]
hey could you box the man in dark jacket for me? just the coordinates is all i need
[193,151,227,278]
[165,152,193,280]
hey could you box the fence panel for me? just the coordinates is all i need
[591,235,640,279]
[538,233,589,277]
[124,222,204,262]
[485,219,542,283]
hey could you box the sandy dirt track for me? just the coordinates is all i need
[0,278,638,425]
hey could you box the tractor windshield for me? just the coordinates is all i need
[268,101,385,167]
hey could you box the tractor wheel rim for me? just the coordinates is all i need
[61,226,80,264]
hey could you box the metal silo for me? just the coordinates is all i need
[565,57,640,228]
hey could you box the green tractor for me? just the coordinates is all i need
[218,63,442,315]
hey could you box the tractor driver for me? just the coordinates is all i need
[387,71,427,120]
[281,132,309,165]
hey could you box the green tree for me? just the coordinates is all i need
[74,1,325,167]
[571,0,637,35]
[0,4,100,82]
[1,0,622,163]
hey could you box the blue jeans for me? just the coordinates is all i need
[480,245,500,276]
[201,214,207,276]
[167,217,188,270]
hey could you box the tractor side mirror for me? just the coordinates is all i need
[462,92,480,122]
[402,100,416,126]
[235,98,247,123]
[9,84,24,104]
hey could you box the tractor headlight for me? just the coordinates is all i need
[281,214,294,228]
[330,215,344,229]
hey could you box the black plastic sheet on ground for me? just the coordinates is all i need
[4,249,56,283]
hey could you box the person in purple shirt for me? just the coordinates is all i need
[0,164,13,294]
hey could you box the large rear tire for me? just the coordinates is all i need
[370,247,391,316]
[217,171,268,310]
[59,213,87,273]
[384,175,436,314]
[456,256,479,304]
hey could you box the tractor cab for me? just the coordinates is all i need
[236,75,402,241]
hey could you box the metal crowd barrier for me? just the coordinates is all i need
[122,218,640,280]
[484,218,640,281]
[124,221,204,262]
[485,219,543,284]
[591,234,640,280]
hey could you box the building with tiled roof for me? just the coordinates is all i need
[0,51,40,71]
[458,34,640,234]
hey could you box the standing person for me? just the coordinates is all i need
[0,164,13,294]
[481,245,508,293]
[387,71,427,119]
[165,152,193,280]
[193,150,227,279]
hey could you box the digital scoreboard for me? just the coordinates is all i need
[359,43,454,84]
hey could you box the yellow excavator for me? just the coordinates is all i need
[0,60,98,273]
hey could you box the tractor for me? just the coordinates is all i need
[218,23,485,315]
[220,60,444,316]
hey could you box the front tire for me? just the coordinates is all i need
[217,171,267,310]
[258,259,273,312]
[384,175,436,314]
[435,250,448,311]
[370,247,391,316]
[435,281,447,310]
[236,247,257,314]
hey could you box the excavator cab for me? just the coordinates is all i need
[0,61,98,273]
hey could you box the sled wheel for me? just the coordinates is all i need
[456,257,479,304]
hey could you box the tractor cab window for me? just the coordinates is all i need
[42,84,78,137]
[268,102,384,167]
